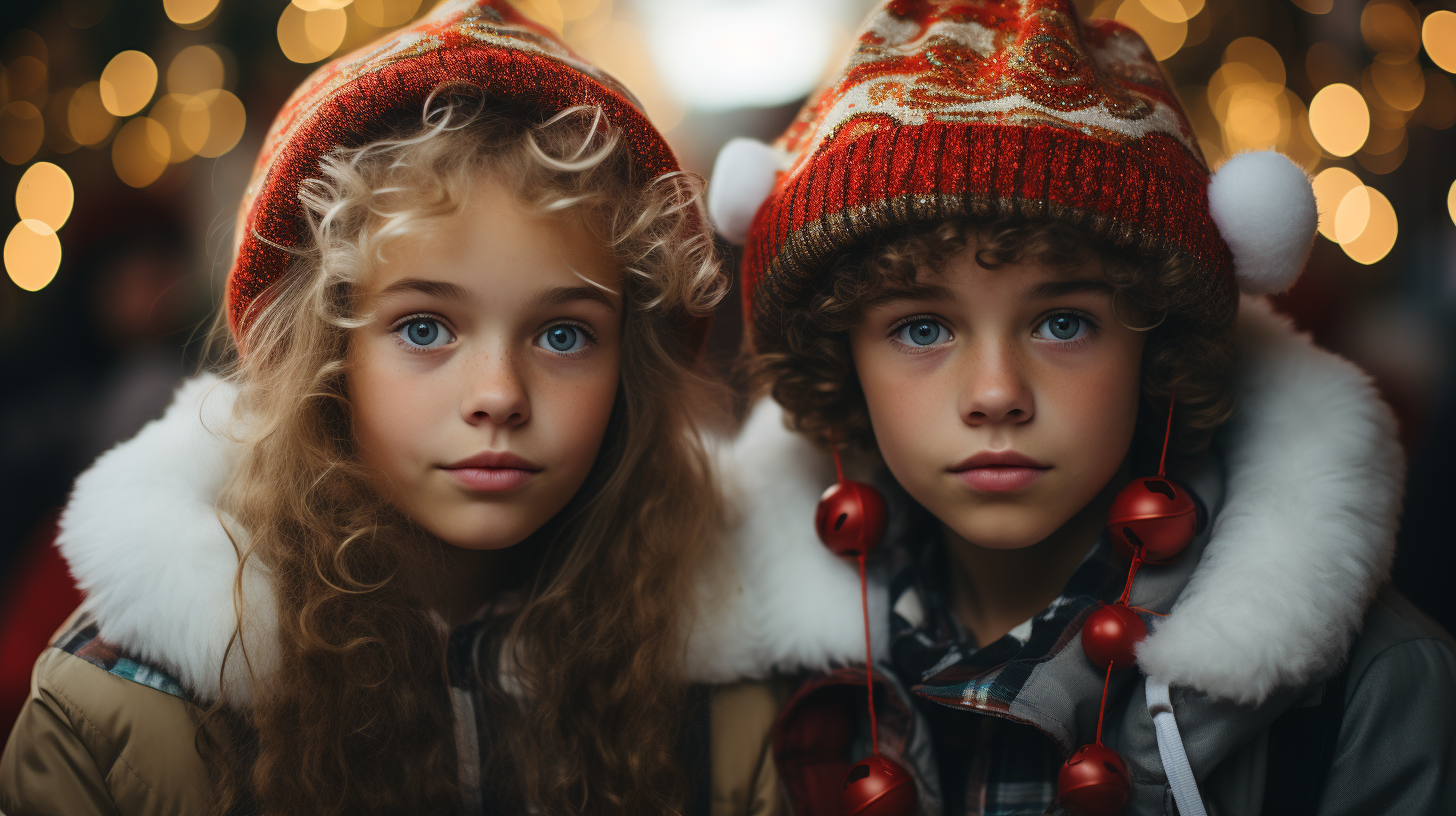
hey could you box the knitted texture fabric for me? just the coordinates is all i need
[226,0,678,343]
[743,0,1237,348]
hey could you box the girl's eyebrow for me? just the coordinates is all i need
[376,277,473,302]
[1027,278,1113,299]
[536,284,618,311]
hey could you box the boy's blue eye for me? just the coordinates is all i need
[539,324,586,354]
[397,318,453,349]
[1039,314,1086,342]
[898,319,946,347]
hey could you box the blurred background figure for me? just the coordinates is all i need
[1,0,1453,742]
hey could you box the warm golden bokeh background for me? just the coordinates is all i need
[0,0,1453,700]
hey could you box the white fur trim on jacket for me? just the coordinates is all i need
[55,300,1402,706]
[1133,298,1403,703]
[57,375,278,707]
[691,298,1403,703]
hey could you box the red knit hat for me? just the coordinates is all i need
[709,0,1317,347]
[228,0,681,344]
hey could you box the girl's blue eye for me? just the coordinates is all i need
[539,324,587,354]
[1040,314,1086,342]
[397,318,453,349]
[897,319,947,347]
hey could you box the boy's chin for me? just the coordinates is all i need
[936,506,1073,551]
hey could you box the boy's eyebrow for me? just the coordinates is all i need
[376,277,473,303]
[867,282,954,305]
[1027,278,1114,299]
[536,284,618,311]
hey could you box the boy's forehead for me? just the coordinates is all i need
[873,252,1112,304]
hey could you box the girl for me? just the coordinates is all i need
[699,1,1456,815]
[0,3,782,815]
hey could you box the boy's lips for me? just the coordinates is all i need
[949,451,1050,493]
[441,450,541,493]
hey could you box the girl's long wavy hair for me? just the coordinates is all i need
[198,94,726,816]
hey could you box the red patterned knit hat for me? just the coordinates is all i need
[228,0,681,344]
[709,0,1317,346]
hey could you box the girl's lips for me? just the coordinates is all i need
[442,466,537,493]
[953,466,1046,493]
[441,450,542,493]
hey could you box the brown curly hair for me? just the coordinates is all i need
[754,217,1237,464]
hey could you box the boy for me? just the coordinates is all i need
[695,1,1456,814]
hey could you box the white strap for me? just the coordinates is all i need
[1145,678,1208,816]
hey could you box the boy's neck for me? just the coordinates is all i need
[941,463,1129,647]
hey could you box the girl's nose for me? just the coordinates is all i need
[461,351,530,427]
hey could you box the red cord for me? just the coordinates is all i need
[1158,394,1175,479]
[831,443,846,484]
[1094,661,1114,745]
[859,552,881,757]
[1116,546,1145,606]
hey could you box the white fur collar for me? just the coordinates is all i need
[687,298,1404,705]
[57,300,1402,707]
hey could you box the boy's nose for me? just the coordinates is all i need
[960,344,1033,426]
[460,352,530,427]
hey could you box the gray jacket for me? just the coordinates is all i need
[695,298,1456,815]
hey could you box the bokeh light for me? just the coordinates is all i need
[1311,167,1362,240]
[1448,180,1455,227]
[1289,0,1332,14]
[515,0,564,32]
[1308,84,1369,157]
[1140,0,1203,24]
[196,89,246,157]
[0,102,44,165]
[1370,56,1424,111]
[1115,0,1187,61]
[43,89,80,154]
[5,56,47,104]
[4,219,62,292]
[111,116,170,187]
[1335,185,1372,244]
[1223,37,1285,84]
[1425,11,1456,74]
[16,162,74,230]
[149,93,210,162]
[100,51,159,117]
[163,0,221,27]
[355,0,424,27]
[278,4,349,63]
[167,45,225,97]
[637,0,839,112]
[66,82,117,146]
[1337,186,1398,265]
[294,0,355,10]
[1360,0,1421,60]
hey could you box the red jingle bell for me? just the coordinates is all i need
[1106,477,1196,563]
[1058,743,1132,816]
[815,480,888,557]
[843,755,918,816]
[1081,604,1147,671]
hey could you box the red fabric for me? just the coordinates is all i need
[741,0,1237,347]
[773,667,922,816]
[227,0,690,348]
[0,511,83,744]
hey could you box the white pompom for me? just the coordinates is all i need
[1207,151,1318,295]
[708,138,781,245]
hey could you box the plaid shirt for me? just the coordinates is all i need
[884,516,1130,816]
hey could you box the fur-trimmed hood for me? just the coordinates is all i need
[56,299,1402,707]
